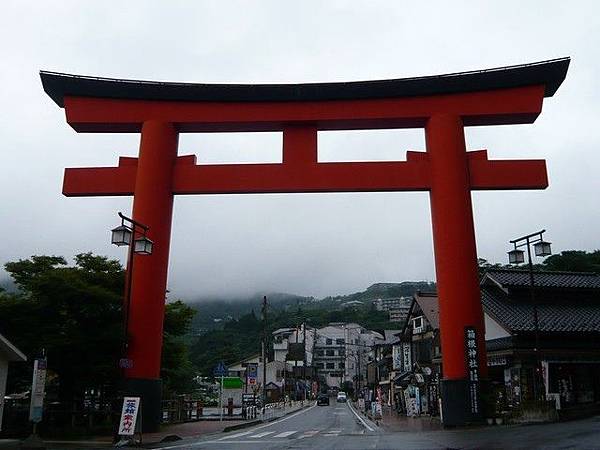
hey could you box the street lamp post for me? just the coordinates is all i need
[111,212,154,370]
[507,229,552,402]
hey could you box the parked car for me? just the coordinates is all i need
[317,394,330,406]
[336,392,347,403]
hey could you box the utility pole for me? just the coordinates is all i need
[261,295,268,409]
[303,322,307,401]
[293,323,299,400]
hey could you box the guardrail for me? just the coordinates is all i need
[161,398,311,424]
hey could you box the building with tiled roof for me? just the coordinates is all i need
[481,269,600,413]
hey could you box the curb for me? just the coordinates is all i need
[222,419,262,433]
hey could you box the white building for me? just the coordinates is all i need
[227,353,292,394]
[0,333,26,432]
[272,325,315,367]
[313,323,380,390]
[373,297,411,312]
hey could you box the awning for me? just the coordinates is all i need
[394,371,411,383]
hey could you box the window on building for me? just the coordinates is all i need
[412,316,424,332]
[326,362,335,369]
[326,338,333,345]
[336,338,345,345]
[316,350,324,356]
[326,349,334,356]
[316,363,324,369]
[339,362,345,369]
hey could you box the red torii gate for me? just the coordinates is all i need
[41,58,569,429]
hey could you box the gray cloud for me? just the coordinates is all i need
[1,0,598,299]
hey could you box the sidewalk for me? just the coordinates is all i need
[44,401,310,448]
[363,405,443,433]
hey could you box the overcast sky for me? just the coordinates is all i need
[1,1,599,300]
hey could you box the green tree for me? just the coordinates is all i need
[1,253,198,407]
[161,300,197,395]
[542,250,600,273]
[1,253,123,405]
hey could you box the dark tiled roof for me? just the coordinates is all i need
[486,336,514,351]
[481,287,600,333]
[483,269,600,290]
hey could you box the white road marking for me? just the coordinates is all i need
[297,430,320,439]
[250,402,317,431]
[153,403,317,449]
[249,431,274,438]
[347,401,375,432]
[273,430,297,438]
[217,431,252,440]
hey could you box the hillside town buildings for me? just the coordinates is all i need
[221,269,600,424]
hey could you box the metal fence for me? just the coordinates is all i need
[160,398,309,424]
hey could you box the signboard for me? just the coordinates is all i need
[118,397,141,436]
[402,342,412,372]
[392,344,402,370]
[242,393,256,405]
[29,358,47,423]
[465,326,480,415]
[222,377,244,389]
[247,363,258,385]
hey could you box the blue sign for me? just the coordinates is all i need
[213,361,228,377]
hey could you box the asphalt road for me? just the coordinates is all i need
[149,400,387,450]
[45,404,600,449]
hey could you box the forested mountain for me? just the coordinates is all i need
[188,280,436,376]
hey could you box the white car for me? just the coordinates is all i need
[336,392,347,403]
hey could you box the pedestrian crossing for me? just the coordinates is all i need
[219,429,342,441]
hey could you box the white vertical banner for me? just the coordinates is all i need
[118,397,141,436]
[392,344,402,370]
[29,358,47,423]
[402,343,412,372]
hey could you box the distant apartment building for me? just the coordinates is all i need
[389,303,411,323]
[312,323,380,390]
[373,296,411,312]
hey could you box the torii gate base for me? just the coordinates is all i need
[41,58,569,431]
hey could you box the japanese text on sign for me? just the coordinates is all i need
[465,327,479,414]
[119,397,140,436]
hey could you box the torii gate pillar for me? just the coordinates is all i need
[124,121,178,423]
[427,114,487,422]
[41,57,569,431]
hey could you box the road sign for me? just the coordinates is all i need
[213,361,228,377]
[247,363,258,385]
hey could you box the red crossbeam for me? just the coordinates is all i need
[62,150,547,197]
[63,85,544,133]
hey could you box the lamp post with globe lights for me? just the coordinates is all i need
[111,212,154,370]
[507,229,552,402]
